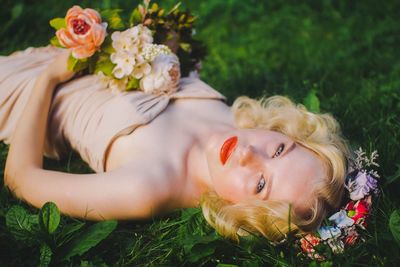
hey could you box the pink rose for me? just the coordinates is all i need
[56,5,107,59]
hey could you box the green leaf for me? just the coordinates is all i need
[49,18,66,30]
[126,78,140,91]
[80,260,108,267]
[179,43,192,53]
[158,9,165,17]
[151,3,159,13]
[50,36,63,48]
[168,2,182,15]
[183,234,220,263]
[57,222,86,246]
[94,54,115,76]
[11,3,24,20]
[0,187,10,217]
[5,205,38,241]
[39,202,60,234]
[385,164,400,185]
[39,243,52,267]
[61,220,117,260]
[303,89,320,113]
[100,9,124,30]
[99,35,115,55]
[129,8,142,26]
[389,209,400,246]
[68,54,89,72]
[217,264,239,267]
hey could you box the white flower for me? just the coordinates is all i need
[111,50,136,79]
[110,24,154,80]
[140,54,180,94]
[109,77,128,94]
[327,238,345,254]
[97,71,127,94]
[142,44,172,62]
[135,24,153,45]
[317,226,341,240]
[111,31,138,53]
[329,210,354,228]
[111,24,152,52]
[97,71,112,88]
[132,61,152,79]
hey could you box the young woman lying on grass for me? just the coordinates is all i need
[2,46,349,243]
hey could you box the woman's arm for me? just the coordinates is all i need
[4,50,173,220]
[4,50,74,189]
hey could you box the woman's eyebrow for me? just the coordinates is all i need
[264,174,273,200]
[283,142,296,157]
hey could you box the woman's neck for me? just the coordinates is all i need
[183,111,235,206]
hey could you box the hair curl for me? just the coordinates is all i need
[200,95,350,242]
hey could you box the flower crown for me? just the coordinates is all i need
[298,148,380,261]
[49,1,205,94]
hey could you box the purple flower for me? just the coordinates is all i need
[346,171,378,200]
[329,210,354,228]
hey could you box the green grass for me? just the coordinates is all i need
[1,0,400,266]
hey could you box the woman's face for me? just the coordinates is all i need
[205,129,326,213]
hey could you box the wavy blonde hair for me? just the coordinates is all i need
[200,95,350,242]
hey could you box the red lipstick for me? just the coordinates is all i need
[220,136,238,165]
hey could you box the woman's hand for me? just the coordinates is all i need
[43,49,76,84]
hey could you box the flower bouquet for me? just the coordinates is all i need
[49,0,206,94]
[298,148,381,261]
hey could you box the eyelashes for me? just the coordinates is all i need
[272,143,285,158]
[255,143,285,194]
[256,174,265,193]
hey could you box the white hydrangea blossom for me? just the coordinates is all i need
[97,71,127,94]
[132,61,152,79]
[110,24,154,79]
[140,54,180,94]
[104,24,181,93]
[109,77,128,94]
[110,50,136,79]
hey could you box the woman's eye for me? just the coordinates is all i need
[272,144,285,158]
[256,175,266,193]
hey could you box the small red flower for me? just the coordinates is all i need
[344,233,359,246]
[343,226,360,246]
[345,196,371,226]
[300,234,320,254]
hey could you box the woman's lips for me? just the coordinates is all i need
[220,136,238,165]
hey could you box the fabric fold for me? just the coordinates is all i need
[0,45,226,172]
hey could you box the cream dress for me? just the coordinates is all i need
[0,46,226,173]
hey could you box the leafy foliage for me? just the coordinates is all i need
[389,210,400,246]
[1,0,400,266]
[39,202,60,234]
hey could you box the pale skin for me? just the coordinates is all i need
[4,50,326,221]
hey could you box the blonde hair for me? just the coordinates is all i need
[200,95,350,242]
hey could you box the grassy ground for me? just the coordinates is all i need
[1,0,400,266]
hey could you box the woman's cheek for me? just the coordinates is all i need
[215,173,247,203]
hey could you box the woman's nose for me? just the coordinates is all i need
[239,145,257,166]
